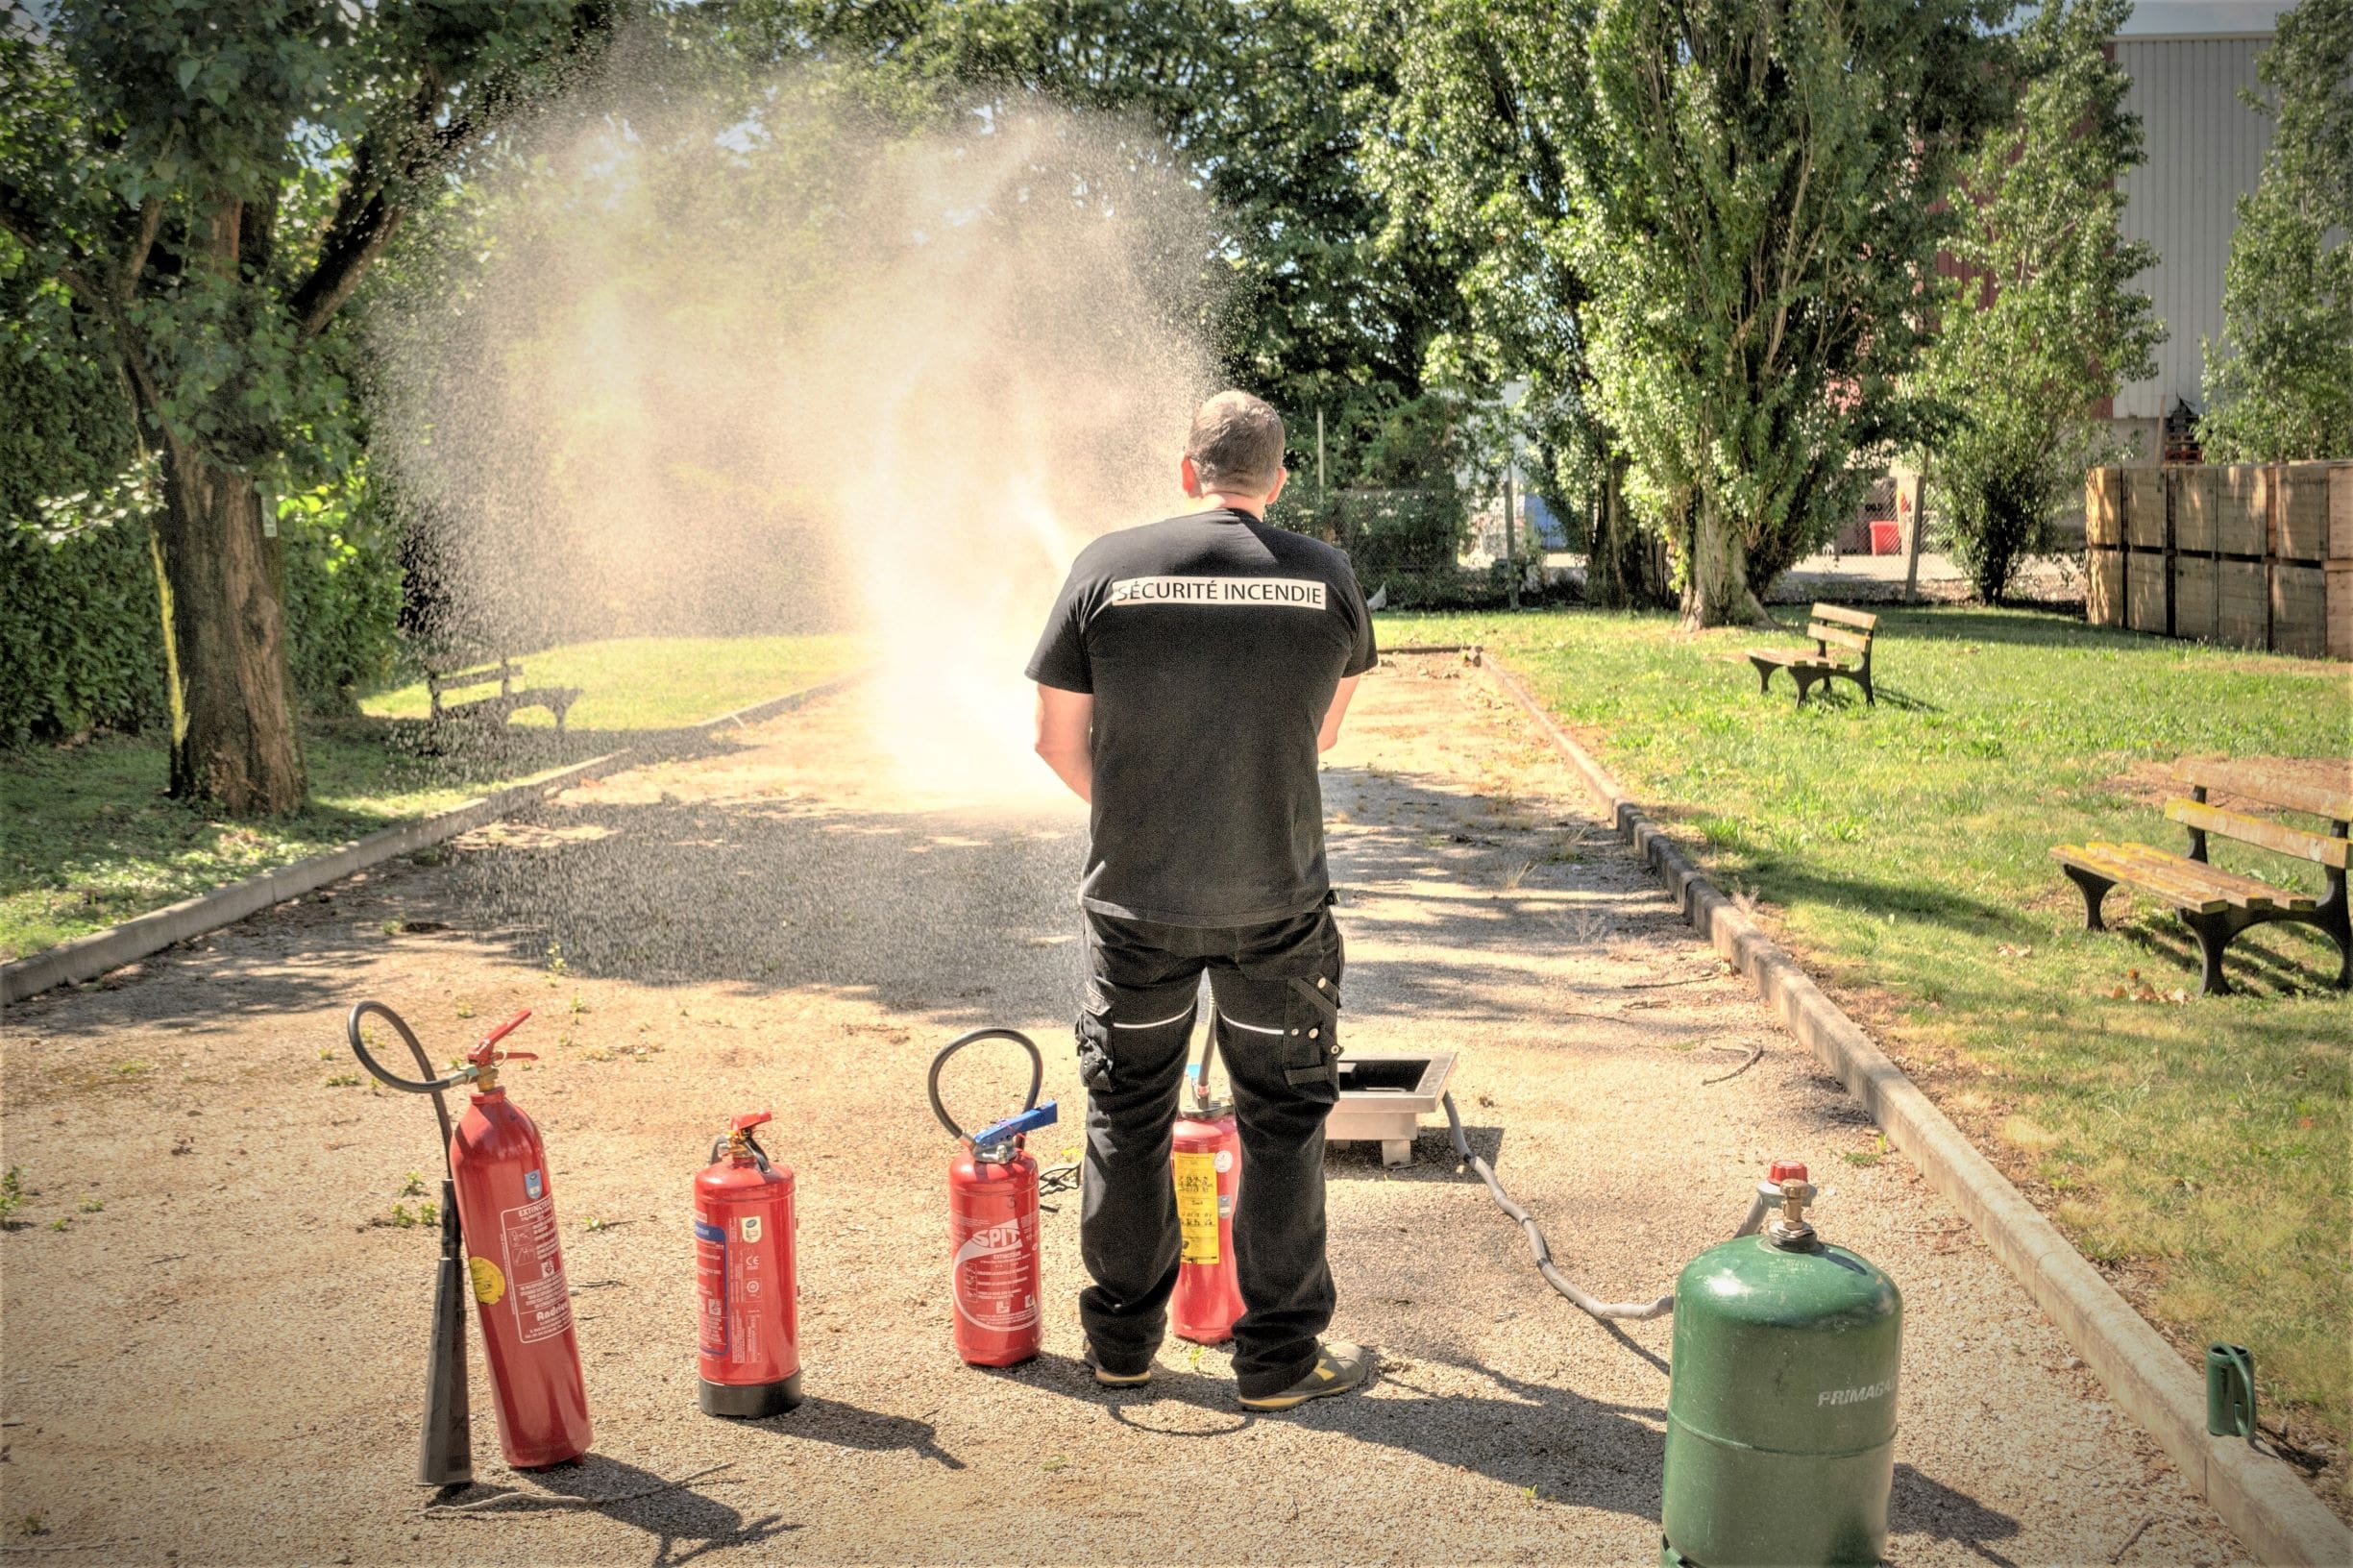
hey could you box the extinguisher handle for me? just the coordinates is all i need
[467,1010,533,1065]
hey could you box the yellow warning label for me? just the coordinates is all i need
[1174,1152,1219,1266]
[469,1256,506,1306]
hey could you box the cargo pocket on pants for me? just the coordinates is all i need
[1280,967,1342,1089]
[1075,1002,1115,1091]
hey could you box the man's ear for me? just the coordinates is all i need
[1264,467,1288,507]
[1180,453,1204,498]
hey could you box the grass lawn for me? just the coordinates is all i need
[2,634,859,963]
[360,634,860,729]
[1384,604,2351,1458]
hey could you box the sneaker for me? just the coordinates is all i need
[1082,1347,1152,1387]
[1237,1342,1373,1411]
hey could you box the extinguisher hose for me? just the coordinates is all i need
[927,1027,1044,1139]
[344,1000,467,1161]
[1440,1090,1675,1321]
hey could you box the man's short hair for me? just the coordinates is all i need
[1187,390,1287,495]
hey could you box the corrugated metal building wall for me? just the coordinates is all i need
[2112,31,2276,442]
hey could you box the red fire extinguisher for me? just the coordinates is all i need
[446,1012,594,1470]
[1172,1064,1243,1344]
[929,1029,1057,1367]
[344,1002,591,1480]
[694,1111,802,1418]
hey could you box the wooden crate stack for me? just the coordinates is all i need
[2084,468,2124,627]
[2335,463,2353,659]
[2081,461,2348,659]
[2217,464,2268,648]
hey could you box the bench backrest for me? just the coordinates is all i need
[1808,602,1876,657]
[2166,797,2353,870]
[426,659,520,698]
[2173,757,2352,825]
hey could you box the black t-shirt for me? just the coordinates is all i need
[1026,507,1378,927]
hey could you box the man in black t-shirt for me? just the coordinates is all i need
[1026,389,1378,1410]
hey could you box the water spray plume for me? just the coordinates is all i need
[374,64,1215,802]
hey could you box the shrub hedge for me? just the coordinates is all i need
[1,475,404,745]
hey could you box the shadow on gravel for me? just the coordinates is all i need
[13,751,1700,1062]
[1889,1461,2023,1566]
[741,1394,965,1469]
[437,1454,798,1566]
[412,765,1671,1027]
[1301,1353,1668,1517]
[1024,1347,1669,1519]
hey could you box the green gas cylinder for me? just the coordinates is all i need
[1660,1161,1901,1568]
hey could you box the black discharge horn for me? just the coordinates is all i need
[345,1000,477,1487]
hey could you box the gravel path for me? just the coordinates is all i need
[0,654,2243,1565]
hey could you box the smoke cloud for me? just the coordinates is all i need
[372,62,1216,797]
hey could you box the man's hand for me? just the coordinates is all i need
[1034,684,1095,801]
[1318,675,1360,753]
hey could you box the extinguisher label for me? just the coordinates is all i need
[695,1217,729,1358]
[1174,1152,1220,1266]
[498,1193,574,1345]
[951,1212,1041,1333]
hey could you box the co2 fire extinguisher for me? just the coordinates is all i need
[928,1029,1057,1367]
[695,1111,802,1417]
[345,1002,593,1478]
[1172,1062,1243,1344]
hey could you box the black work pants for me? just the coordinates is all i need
[1073,901,1344,1399]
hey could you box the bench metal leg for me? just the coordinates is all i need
[2061,866,2115,932]
[2178,909,2248,997]
[1749,656,1777,695]
[1792,670,1822,706]
[2316,871,2351,991]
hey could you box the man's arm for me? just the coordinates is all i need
[1318,674,1360,753]
[1034,684,1095,801]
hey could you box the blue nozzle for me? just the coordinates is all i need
[972,1100,1058,1152]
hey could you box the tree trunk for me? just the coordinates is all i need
[1680,489,1752,628]
[152,433,306,814]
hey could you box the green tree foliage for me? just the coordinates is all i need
[1348,0,1660,602]
[2200,0,2352,461]
[0,2,618,811]
[1921,0,2162,604]
[741,0,1472,490]
[3,225,164,741]
[1560,0,2013,625]
[3,225,398,740]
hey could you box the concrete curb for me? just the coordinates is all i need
[1471,649,2349,1568]
[1,673,863,1008]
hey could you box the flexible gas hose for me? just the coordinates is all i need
[1440,1091,1770,1322]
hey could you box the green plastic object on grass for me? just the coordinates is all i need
[1661,1163,1902,1568]
[2205,1342,2255,1439]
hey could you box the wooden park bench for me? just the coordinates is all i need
[2049,758,2351,996]
[1749,603,1877,706]
[426,656,583,739]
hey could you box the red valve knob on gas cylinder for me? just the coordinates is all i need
[1769,1159,1808,1185]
